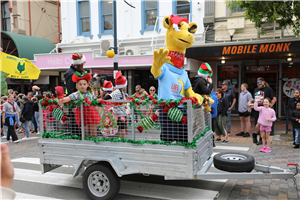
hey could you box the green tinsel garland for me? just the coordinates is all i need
[41,126,210,149]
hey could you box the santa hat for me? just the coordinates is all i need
[103,80,113,91]
[170,14,189,32]
[115,71,127,89]
[72,53,86,65]
[55,86,64,99]
[198,63,213,78]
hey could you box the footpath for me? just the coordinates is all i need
[218,120,300,200]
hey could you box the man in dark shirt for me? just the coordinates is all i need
[222,81,236,136]
[287,89,300,144]
[248,77,277,145]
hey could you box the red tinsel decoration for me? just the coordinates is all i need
[84,98,91,106]
[163,106,170,113]
[181,116,187,124]
[151,113,159,122]
[137,126,143,133]
[61,116,67,122]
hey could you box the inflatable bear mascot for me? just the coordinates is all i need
[151,15,203,143]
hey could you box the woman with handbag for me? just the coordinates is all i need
[2,94,20,143]
[21,96,34,139]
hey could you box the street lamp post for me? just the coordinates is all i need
[113,0,118,79]
[111,0,135,79]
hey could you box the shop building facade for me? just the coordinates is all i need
[185,1,300,119]
[33,0,206,94]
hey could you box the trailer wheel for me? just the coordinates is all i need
[83,164,120,200]
[213,152,255,172]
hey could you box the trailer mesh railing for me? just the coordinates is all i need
[39,99,211,147]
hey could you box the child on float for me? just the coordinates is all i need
[254,97,276,153]
[99,72,129,139]
[59,72,101,138]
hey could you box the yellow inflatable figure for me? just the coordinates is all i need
[151,15,202,143]
[203,95,215,113]
[151,15,202,104]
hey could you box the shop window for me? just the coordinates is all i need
[1,1,11,32]
[231,3,245,13]
[281,63,300,117]
[218,65,239,113]
[172,0,192,21]
[140,1,159,35]
[76,0,92,38]
[98,0,114,38]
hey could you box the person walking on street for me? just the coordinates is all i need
[287,89,300,145]
[221,81,236,136]
[291,102,300,149]
[2,94,20,143]
[21,96,34,139]
[236,83,252,137]
[214,88,229,144]
[254,98,276,153]
[248,77,277,145]
[13,91,18,102]
[211,88,218,147]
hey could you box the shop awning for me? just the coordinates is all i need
[186,39,300,62]
[1,31,55,60]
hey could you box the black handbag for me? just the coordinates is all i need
[20,117,26,123]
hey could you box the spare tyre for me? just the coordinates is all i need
[213,152,255,172]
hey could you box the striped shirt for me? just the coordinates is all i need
[109,89,129,116]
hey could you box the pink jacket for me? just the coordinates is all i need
[254,103,276,127]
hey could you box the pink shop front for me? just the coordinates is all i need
[31,53,156,95]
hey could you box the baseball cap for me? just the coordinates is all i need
[257,77,265,81]
[221,81,229,85]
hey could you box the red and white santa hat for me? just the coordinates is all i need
[72,53,86,65]
[103,80,113,91]
[115,71,127,89]
[170,14,189,32]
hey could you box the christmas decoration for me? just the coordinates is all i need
[99,108,118,136]
[136,114,159,133]
[42,126,211,149]
[52,108,68,123]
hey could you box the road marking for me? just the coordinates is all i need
[13,168,221,200]
[213,146,250,151]
[11,157,70,168]
[15,192,62,200]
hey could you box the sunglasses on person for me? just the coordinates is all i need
[257,81,262,84]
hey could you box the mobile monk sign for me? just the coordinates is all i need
[186,41,300,58]
[1,52,41,79]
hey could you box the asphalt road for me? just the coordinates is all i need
[3,135,253,200]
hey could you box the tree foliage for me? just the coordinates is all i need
[227,1,300,36]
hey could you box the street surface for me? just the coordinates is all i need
[2,133,252,200]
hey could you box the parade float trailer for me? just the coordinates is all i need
[38,99,299,200]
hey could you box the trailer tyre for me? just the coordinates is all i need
[83,164,120,200]
[213,152,255,172]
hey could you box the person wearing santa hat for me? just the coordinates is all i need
[190,63,214,138]
[64,53,86,95]
[99,72,129,139]
[190,63,213,95]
